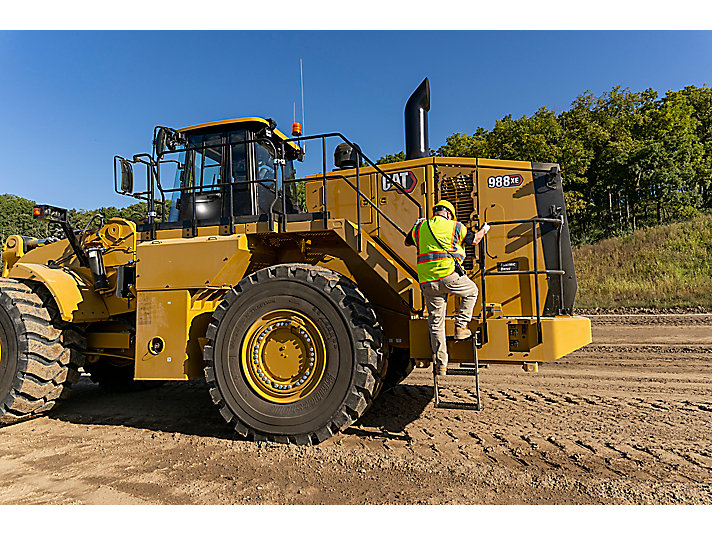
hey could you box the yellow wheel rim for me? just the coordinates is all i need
[241,309,327,404]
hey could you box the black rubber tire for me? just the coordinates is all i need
[382,347,415,390]
[203,264,385,445]
[0,278,85,425]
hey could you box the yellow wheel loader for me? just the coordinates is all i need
[0,79,591,443]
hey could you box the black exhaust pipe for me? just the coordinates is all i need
[404,77,430,160]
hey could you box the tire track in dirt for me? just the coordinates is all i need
[0,316,711,504]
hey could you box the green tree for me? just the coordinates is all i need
[376,151,406,164]
[0,194,51,246]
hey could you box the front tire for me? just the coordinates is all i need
[0,279,84,425]
[204,264,384,444]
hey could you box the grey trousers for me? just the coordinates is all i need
[420,272,479,368]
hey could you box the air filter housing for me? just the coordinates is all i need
[334,142,361,169]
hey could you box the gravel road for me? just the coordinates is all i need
[1,315,710,504]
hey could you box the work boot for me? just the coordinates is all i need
[454,325,473,340]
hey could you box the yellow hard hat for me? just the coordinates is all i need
[433,200,456,220]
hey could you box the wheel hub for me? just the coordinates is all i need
[242,310,326,404]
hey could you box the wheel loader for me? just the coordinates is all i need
[0,79,591,444]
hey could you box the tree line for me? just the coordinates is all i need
[379,84,712,244]
[0,194,152,248]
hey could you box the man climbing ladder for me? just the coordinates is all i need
[405,200,490,376]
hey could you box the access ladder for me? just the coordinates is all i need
[433,337,483,411]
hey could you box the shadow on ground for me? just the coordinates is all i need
[49,377,433,442]
[345,384,432,440]
[49,378,235,439]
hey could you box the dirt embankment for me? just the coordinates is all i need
[0,315,711,504]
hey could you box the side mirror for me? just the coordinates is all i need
[155,128,168,158]
[155,127,180,159]
[119,158,134,194]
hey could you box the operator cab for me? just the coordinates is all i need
[159,117,303,228]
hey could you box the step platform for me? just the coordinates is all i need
[433,339,483,411]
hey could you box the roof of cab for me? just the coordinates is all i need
[178,117,301,153]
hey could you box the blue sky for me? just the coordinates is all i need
[1,30,711,210]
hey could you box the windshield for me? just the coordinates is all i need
[255,141,275,186]
[167,133,224,223]
[164,128,302,222]
[167,145,186,222]
[283,159,302,212]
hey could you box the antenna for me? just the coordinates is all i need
[293,101,296,123]
[300,58,305,133]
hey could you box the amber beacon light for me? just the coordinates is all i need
[292,122,302,136]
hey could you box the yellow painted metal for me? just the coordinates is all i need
[135,290,188,379]
[475,160,544,318]
[408,315,592,364]
[83,218,137,269]
[8,263,109,322]
[6,218,138,321]
[1,235,26,277]
[305,157,432,270]
[134,288,224,380]
[177,116,302,153]
[86,332,131,350]
[0,134,588,390]
[304,156,579,366]
[178,116,270,132]
[136,234,250,291]
[241,310,326,404]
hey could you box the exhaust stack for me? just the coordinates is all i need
[404,77,430,160]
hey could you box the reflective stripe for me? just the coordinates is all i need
[452,222,463,249]
[417,252,451,263]
[415,221,422,254]
[414,216,468,283]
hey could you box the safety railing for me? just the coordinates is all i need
[478,216,566,345]
[115,130,423,280]
[278,132,424,254]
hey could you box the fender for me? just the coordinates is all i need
[8,263,109,322]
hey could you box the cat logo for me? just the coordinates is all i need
[381,170,417,194]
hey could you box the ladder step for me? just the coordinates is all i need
[435,401,481,411]
[433,341,483,412]
[446,368,477,376]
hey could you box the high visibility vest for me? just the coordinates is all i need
[411,216,466,283]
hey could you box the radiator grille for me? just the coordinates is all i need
[440,173,477,272]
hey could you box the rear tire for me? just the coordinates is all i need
[0,279,85,425]
[204,264,385,444]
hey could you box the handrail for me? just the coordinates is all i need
[478,215,566,346]
[277,132,424,262]
[280,132,424,219]
[115,129,424,306]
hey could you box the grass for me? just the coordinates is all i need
[573,215,712,309]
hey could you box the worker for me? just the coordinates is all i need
[405,200,490,376]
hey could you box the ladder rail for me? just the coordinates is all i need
[478,216,566,345]
[433,337,482,411]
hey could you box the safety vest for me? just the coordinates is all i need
[412,217,466,283]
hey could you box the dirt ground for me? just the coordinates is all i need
[1,314,711,505]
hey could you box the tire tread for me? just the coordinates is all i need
[203,264,385,445]
[0,278,86,425]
